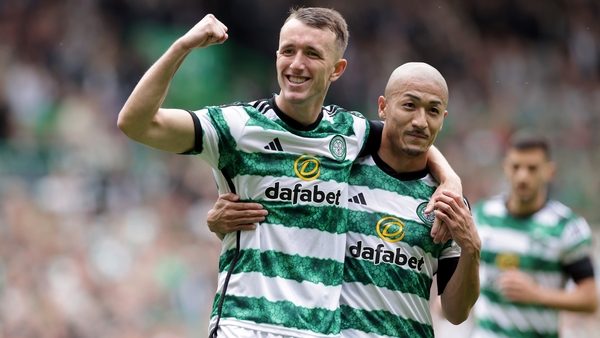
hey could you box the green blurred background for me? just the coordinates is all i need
[0,0,599,337]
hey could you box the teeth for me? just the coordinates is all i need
[289,76,307,84]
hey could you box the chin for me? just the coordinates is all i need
[281,92,307,104]
[401,147,426,156]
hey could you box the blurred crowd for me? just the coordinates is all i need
[0,0,598,337]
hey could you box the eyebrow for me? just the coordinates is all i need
[404,93,442,106]
[279,43,323,54]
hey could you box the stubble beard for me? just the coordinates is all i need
[401,147,425,156]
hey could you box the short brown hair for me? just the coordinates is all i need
[285,7,349,55]
[509,130,551,160]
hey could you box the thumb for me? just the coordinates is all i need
[220,193,240,202]
[424,197,436,214]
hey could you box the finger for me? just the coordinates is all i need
[430,216,442,238]
[434,200,455,220]
[440,190,468,210]
[425,197,436,214]
[230,201,267,211]
[231,212,267,222]
[434,222,450,244]
[441,231,452,244]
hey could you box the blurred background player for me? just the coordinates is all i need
[471,131,598,337]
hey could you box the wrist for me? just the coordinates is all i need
[459,240,481,259]
[172,38,195,55]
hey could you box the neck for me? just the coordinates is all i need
[506,189,547,217]
[275,93,324,126]
[377,144,427,173]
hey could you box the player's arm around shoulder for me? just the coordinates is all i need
[433,191,481,324]
[117,14,228,153]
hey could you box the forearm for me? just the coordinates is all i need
[117,40,191,141]
[427,145,461,194]
[441,247,480,324]
[535,278,598,313]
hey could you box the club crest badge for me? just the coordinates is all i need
[329,135,346,161]
[417,202,435,227]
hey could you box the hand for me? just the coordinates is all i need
[432,190,481,253]
[497,269,541,304]
[207,193,267,235]
[427,178,462,244]
[177,14,228,51]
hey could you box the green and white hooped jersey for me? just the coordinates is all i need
[190,98,369,337]
[472,194,593,338]
[341,155,460,338]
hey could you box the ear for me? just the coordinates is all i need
[378,96,387,120]
[439,110,449,130]
[545,161,556,181]
[329,59,347,82]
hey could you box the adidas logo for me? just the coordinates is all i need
[264,138,283,151]
[348,193,367,205]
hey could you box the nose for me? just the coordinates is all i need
[289,53,306,71]
[411,108,428,130]
[514,167,529,182]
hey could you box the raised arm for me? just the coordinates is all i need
[117,14,228,153]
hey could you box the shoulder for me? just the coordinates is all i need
[323,104,366,120]
[212,98,269,111]
[474,194,506,216]
[538,199,589,230]
[201,98,272,119]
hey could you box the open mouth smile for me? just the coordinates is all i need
[287,75,309,84]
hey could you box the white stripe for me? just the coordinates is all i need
[478,227,562,261]
[213,319,340,338]
[341,281,432,325]
[341,328,396,338]
[470,327,511,338]
[218,271,341,311]
[347,185,430,223]
[474,295,558,333]
[230,116,365,161]
[234,223,345,261]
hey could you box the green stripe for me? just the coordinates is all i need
[260,201,347,234]
[231,150,353,182]
[480,251,561,272]
[219,248,343,287]
[348,209,446,255]
[341,304,433,338]
[480,287,549,311]
[344,256,432,299]
[349,163,437,201]
[244,105,362,138]
[212,293,340,335]
[476,317,558,338]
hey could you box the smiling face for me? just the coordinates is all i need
[275,18,347,121]
[379,63,448,159]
